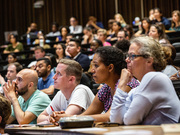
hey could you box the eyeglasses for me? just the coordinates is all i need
[126,54,149,61]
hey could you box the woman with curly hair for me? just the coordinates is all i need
[110,36,180,125]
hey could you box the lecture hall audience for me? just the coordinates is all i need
[1,7,180,129]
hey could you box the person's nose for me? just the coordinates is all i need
[125,57,130,63]
[53,74,57,80]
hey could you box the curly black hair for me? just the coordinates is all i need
[95,46,126,75]
[115,39,130,53]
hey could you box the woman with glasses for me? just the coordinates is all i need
[110,36,180,125]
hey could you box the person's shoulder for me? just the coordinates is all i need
[79,53,90,59]
[75,84,90,90]
[33,90,50,99]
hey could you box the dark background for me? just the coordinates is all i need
[0,0,179,45]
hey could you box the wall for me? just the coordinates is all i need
[0,0,179,45]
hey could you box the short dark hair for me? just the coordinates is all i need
[45,53,57,68]
[70,38,81,47]
[115,39,130,53]
[67,33,74,37]
[0,94,11,129]
[37,57,51,67]
[93,39,103,47]
[119,30,129,38]
[96,46,126,75]
[34,46,45,52]
[52,22,59,28]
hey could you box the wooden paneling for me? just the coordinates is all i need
[0,0,180,45]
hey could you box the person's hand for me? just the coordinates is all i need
[83,35,89,40]
[0,74,5,85]
[65,48,71,57]
[49,111,65,125]
[3,80,17,102]
[170,72,180,80]
[27,27,31,33]
[118,68,133,92]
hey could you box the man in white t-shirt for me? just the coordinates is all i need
[37,59,94,124]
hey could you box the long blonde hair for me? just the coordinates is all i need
[114,13,126,25]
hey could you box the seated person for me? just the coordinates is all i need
[86,16,104,33]
[3,34,23,54]
[152,7,171,30]
[36,58,54,95]
[54,43,66,63]
[27,46,45,69]
[33,35,51,49]
[48,47,138,124]
[3,53,17,70]
[161,44,178,77]
[0,62,23,94]
[45,53,57,74]
[56,26,70,42]
[3,69,51,124]
[89,39,103,60]
[169,10,180,31]
[107,21,122,43]
[110,36,180,125]
[67,38,91,71]
[46,22,60,37]
[37,59,95,124]
[69,17,83,34]
[117,30,129,41]
[21,23,38,41]
[81,27,94,44]
[114,13,127,27]
[0,94,11,134]
[97,29,111,46]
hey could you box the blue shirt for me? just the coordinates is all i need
[38,72,54,90]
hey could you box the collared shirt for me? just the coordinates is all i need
[38,72,54,90]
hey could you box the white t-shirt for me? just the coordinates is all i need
[46,84,95,115]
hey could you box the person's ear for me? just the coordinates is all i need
[146,57,154,65]
[77,46,81,52]
[0,116,2,123]
[28,82,34,89]
[68,76,76,83]
[108,64,114,73]
[47,65,51,71]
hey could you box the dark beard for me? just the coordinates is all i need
[38,70,48,78]
[17,85,28,95]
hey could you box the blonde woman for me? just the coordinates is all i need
[114,13,127,27]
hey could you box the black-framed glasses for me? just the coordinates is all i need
[126,54,149,61]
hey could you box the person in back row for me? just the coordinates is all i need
[67,38,90,71]
[37,59,94,124]
[0,62,23,94]
[28,46,46,69]
[3,69,51,124]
